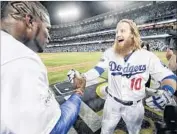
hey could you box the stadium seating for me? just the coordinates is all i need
[45,1,176,52]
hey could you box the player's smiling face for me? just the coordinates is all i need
[115,22,133,47]
[114,21,134,56]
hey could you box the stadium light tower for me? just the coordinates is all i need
[58,5,81,23]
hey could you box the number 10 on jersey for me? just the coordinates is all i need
[131,77,142,90]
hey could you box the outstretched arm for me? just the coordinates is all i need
[83,50,109,81]
[67,50,109,90]
[50,93,82,134]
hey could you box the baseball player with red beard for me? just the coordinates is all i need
[68,19,177,134]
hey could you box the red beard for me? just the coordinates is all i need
[114,37,134,57]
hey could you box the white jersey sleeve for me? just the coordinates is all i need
[1,58,61,134]
[83,49,110,81]
[149,52,174,82]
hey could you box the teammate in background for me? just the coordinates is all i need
[166,47,177,74]
[1,2,85,134]
[68,19,177,134]
[166,34,177,99]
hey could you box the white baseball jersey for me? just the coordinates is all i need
[1,30,61,134]
[84,47,174,101]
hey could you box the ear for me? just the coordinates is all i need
[25,14,33,29]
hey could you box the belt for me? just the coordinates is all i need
[105,87,141,106]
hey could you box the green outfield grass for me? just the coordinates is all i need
[39,51,167,85]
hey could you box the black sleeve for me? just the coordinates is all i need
[145,75,151,88]
[174,90,177,97]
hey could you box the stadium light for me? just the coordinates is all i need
[58,5,81,22]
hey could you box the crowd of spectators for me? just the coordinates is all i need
[139,27,171,36]
[146,39,167,51]
[50,1,176,39]
[50,34,114,45]
[44,43,112,53]
[45,38,168,52]
[46,1,176,53]
[49,27,171,46]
